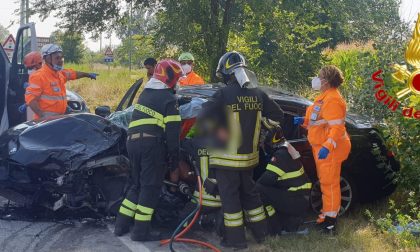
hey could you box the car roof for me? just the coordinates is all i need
[178,83,313,106]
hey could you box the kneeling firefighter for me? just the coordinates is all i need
[114,59,184,241]
[256,119,311,235]
[199,51,284,249]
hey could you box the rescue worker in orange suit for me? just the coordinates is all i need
[256,119,311,235]
[199,51,284,249]
[294,65,351,233]
[178,52,205,86]
[114,59,184,241]
[24,44,98,119]
[24,51,43,73]
[19,52,44,118]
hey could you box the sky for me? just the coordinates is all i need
[0,0,419,52]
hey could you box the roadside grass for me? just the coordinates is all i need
[65,63,146,110]
[266,205,391,252]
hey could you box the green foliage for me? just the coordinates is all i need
[50,30,86,64]
[115,34,155,67]
[0,24,10,42]
[365,192,420,249]
[229,2,329,88]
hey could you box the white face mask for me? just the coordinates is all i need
[311,77,322,91]
[28,69,35,75]
[181,64,192,74]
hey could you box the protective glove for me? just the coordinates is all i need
[22,82,29,89]
[18,104,27,113]
[318,147,330,160]
[293,116,304,125]
[88,73,99,80]
[203,178,218,197]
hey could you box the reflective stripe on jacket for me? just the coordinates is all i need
[202,81,284,170]
[303,88,350,151]
[128,84,181,159]
[25,65,77,119]
[257,148,312,194]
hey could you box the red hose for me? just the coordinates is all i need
[160,175,221,252]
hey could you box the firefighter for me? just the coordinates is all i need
[114,59,184,241]
[256,119,311,235]
[294,65,351,233]
[178,52,205,86]
[180,137,221,211]
[25,44,97,119]
[200,51,284,249]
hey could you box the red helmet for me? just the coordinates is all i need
[24,51,43,69]
[153,59,184,88]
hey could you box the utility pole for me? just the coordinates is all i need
[25,0,29,24]
[99,33,102,52]
[20,0,26,26]
[128,1,133,72]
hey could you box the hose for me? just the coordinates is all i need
[160,175,220,252]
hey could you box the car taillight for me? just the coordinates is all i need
[387,151,395,158]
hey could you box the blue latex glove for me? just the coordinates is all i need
[318,147,330,160]
[23,82,29,89]
[18,104,27,113]
[293,116,304,125]
[88,73,99,80]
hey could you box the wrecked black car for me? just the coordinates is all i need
[0,79,399,218]
[0,113,129,214]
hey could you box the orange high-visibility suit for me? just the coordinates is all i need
[303,88,351,221]
[179,71,205,86]
[25,65,77,119]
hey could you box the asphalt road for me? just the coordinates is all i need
[0,198,268,252]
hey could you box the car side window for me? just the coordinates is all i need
[275,100,307,140]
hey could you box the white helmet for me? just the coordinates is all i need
[41,44,63,58]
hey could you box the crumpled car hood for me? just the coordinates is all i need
[0,113,125,171]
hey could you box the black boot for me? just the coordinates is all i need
[316,216,337,234]
[220,226,248,250]
[114,214,133,236]
[220,238,248,250]
[130,220,169,241]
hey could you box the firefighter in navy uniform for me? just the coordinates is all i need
[200,51,284,249]
[256,120,312,235]
[114,59,184,241]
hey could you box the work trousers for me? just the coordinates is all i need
[215,169,268,245]
[256,183,309,233]
[115,135,167,235]
[312,139,350,221]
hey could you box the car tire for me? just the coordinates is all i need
[310,173,358,216]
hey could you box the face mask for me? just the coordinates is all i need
[311,77,322,91]
[181,64,192,74]
[28,69,35,75]
[53,64,63,71]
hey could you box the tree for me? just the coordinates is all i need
[31,0,407,82]
[151,0,241,81]
[0,24,11,42]
[115,34,155,67]
[50,30,86,63]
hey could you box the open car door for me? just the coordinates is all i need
[7,23,37,128]
[115,78,144,111]
[0,47,10,134]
